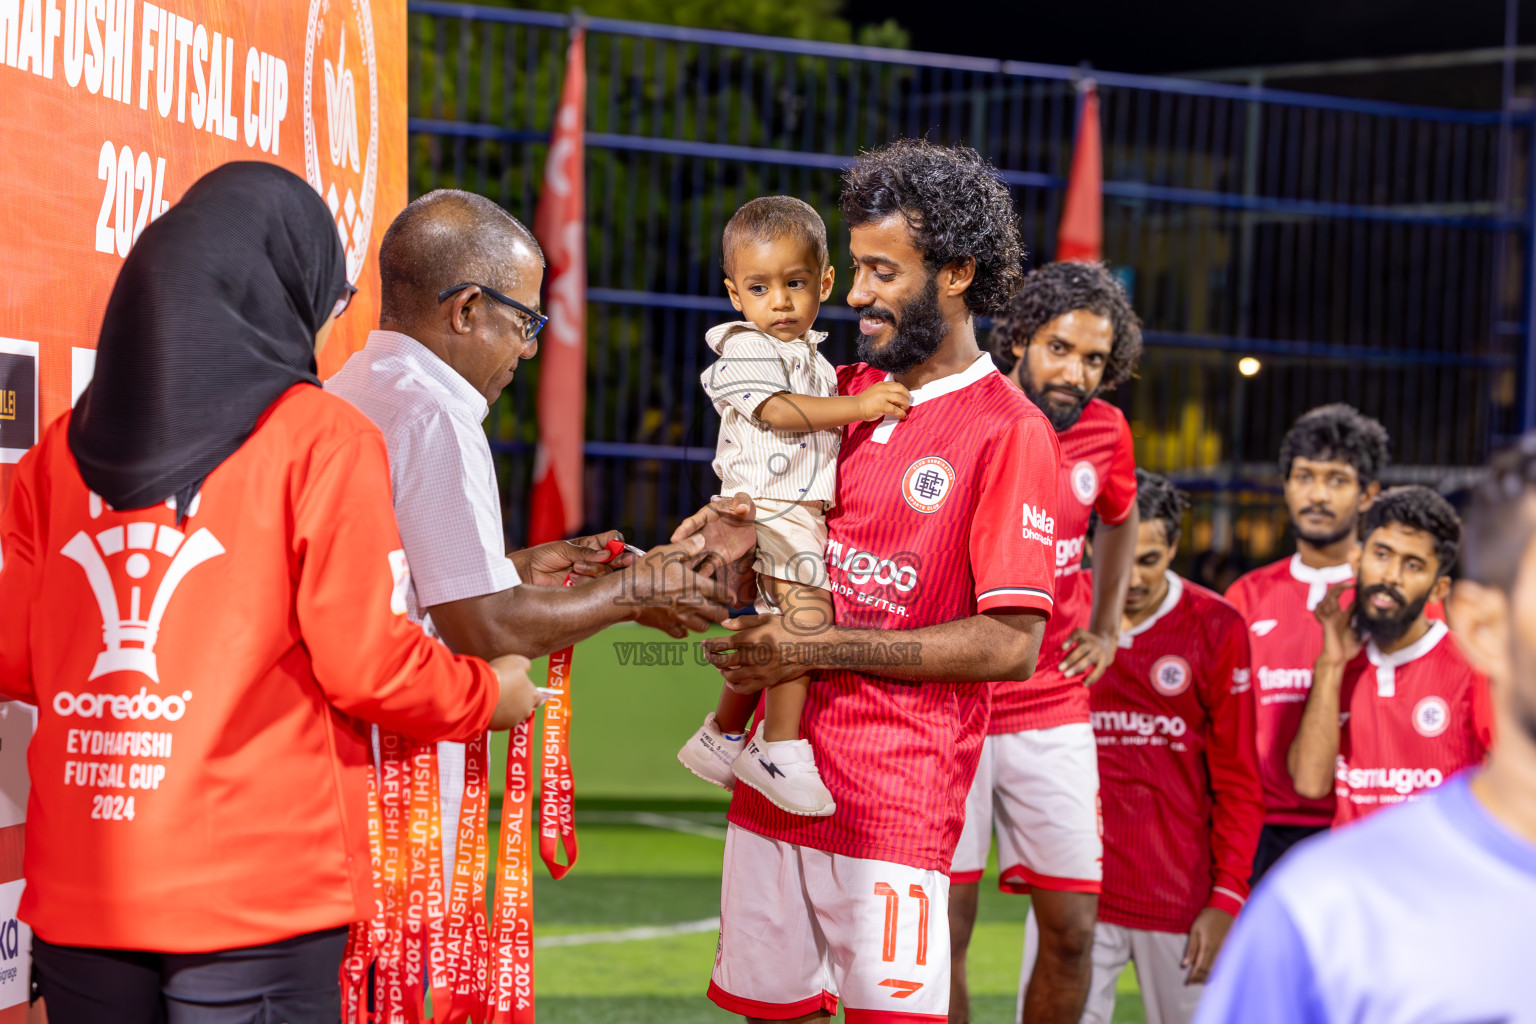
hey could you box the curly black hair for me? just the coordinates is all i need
[840,139,1024,317]
[1362,486,1461,578]
[1278,404,1391,486]
[989,261,1143,391]
[1464,434,1536,593]
[1136,468,1189,546]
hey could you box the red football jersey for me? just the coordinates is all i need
[991,398,1136,735]
[729,354,1061,871]
[1224,555,1352,827]
[1092,572,1263,933]
[1334,621,1492,827]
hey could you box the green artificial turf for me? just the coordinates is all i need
[481,625,1149,1022]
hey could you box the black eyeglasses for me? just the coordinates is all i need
[437,282,548,341]
[330,281,359,320]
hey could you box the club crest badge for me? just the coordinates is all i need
[901,456,956,514]
[1070,460,1099,505]
[1412,695,1450,738]
[1150,655,1192,697]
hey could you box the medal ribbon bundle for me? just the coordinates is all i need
[343,538,625,1022]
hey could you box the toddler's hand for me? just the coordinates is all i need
[856,381,912,422]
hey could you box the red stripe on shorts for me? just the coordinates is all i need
[844,1009,948,1023]
[707,980,838,1019]
[998,863,1101,895]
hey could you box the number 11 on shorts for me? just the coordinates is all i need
[874,881,930,997]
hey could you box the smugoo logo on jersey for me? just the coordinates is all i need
[1070,460,1099,505]
[1412,695,1450,738]
[1150,655,1192,697]
[901,456,955,514]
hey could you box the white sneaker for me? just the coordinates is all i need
[731,728,836,817]
[677,713,747,791]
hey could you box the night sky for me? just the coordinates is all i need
[844,0,1534,75]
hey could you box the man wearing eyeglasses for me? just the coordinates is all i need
[327,189,743,887]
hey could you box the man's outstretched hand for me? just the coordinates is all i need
[513,530,635,587]
[623,533,739,638]
[670,493,759,609]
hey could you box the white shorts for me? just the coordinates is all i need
[751,497,830,592]
[950,724,1102,893]
[1021,913,1201,1024]
[710,824,951,1022]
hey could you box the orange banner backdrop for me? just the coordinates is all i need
[0,0,408,506]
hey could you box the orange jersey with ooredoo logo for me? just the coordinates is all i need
[0,385,499,953]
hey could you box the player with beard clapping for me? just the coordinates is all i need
[1288,487,1491,826]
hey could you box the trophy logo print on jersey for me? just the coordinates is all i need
[1150,655,1192,697]
[1412,695,1450,738]
[61,492,226,682]
[901,456,955,514]
[1070,459,1099,505]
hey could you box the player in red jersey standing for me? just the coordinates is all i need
[1063,471,1262,1024]
[698,139,1061,1023]
[949,263,1143,1024]
[1224,405,1389,880]
[1290,486,1492,825]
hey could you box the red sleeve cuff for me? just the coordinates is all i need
[1206,886,1248,918]
[1098,500,1135,527]
[977,587,1054,617]
[444,656,501,742]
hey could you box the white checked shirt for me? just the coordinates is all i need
[327,330,522,619]
[326,328,522,890]
[701,321,840,503]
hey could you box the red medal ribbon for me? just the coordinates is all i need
[375,731,414,1024]
[487,537,624,1020]
[340,759,385,1024]
[539,537,624,880]
[538,637,577,881]
[404,743,445,1021]
[442,734,491,1024]
[487,717,536,1023]
[359,538,625,1021]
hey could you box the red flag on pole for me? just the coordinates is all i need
[1056,80,1102,263]
[528,28,587,546]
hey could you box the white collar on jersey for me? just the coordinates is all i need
[1288,553,1354,611]
[1365,619,1448,698]
[1118,571,1184,648]
[870,352,997,444]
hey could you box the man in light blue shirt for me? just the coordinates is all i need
[1195,436,1536,1024]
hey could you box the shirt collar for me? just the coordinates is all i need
[1289,553,1355,611]
[872,352,997,444]
[1366,619,1448,698]
[1119,571,1184,648]
[705,321,829,355]
[366,330,491,423]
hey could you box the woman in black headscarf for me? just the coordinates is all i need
[0,162,536,1022]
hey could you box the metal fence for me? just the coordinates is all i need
[406,1,1536,573]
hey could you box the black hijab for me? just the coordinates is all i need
[69,161,348,514]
